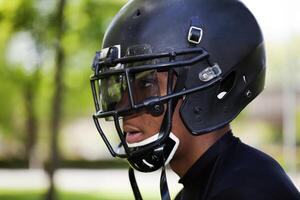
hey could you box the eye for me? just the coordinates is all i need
[139,78,154,88]
[144,82,153,88]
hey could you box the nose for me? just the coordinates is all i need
[122,110,146,130]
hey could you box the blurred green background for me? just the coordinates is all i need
[0,0,299,199]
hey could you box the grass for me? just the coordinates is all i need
[0,190,135,200]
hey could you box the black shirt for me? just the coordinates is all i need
[175,132,300,200]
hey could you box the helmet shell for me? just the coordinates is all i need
[102,0,266,134]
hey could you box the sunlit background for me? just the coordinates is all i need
[0,0,299,199]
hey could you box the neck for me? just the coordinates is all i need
[170,126,230,177]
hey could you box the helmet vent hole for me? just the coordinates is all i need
[217,92,227,100]
[243,75,247,84]
[217,71,236,100]
[134,9,142,18]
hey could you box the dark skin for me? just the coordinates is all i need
[123,72,230,177]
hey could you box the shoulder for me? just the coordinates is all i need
[209,139,299,199]
[231,138,281,166]
[208,186,299,200]
[208,187,273,200]
[222,137,287,176]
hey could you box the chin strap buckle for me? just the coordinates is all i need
[188,26,203,44]
[187,16,203,45]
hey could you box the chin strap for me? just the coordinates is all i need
[129,148,171,200]
[129,167,143,200]
[160,162,171,200]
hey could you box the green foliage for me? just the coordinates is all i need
[0,190,134,200]
[0,190,43,200]
[0,0,125,159]
[62,0,124,117]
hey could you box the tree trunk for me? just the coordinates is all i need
[24,72,39,168]
[46,0,66,199]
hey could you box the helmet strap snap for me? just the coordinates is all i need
[148,102,165,116]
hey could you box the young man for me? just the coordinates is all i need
[90,0,300,199]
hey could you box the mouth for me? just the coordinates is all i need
[124,125,144,144]
[126,131,144,144]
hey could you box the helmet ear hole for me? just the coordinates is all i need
[217,71,236,100]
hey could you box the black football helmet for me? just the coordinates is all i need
[90,0,265,174]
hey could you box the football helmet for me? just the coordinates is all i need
[90,0,265,178]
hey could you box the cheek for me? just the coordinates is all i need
[171,100,192,154]
[140,114,164,135]
[157,72,168,96]
[128,73,173,137]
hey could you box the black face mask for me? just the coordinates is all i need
[91,44,220,165]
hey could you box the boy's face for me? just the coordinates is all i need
[123,72,193,158]
[123,72,168,144]
[122,71,192,163]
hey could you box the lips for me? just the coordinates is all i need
[124,125,144,144]
[126,131,144,144]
